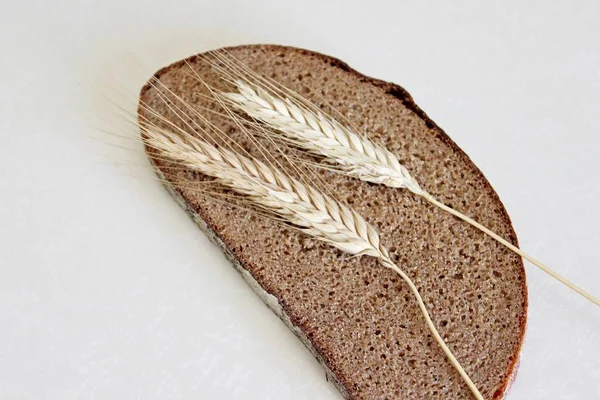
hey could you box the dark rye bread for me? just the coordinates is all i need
[139,45,527,399]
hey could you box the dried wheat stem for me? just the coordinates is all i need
[143,125,484,400]
[222,80,600,308]
[378,256,483,400]
[423,193,600,306]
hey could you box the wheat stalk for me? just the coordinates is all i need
[221,79,600,308]
[142,124,485,400]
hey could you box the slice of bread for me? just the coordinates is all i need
[139,45,527,399]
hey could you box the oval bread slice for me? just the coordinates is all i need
[139,44,527,399]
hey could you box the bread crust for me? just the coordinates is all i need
[139,44,527,399]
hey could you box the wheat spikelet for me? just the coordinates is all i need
[142,124,484,400]
[220,79,600,308]
[221,81,425,195]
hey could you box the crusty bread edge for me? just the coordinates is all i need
[149,159,350,399]
[139,44,528,399]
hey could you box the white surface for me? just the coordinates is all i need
[1,0,599,398]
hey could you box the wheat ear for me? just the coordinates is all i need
[221,80,600,308]
[142,125,485,400]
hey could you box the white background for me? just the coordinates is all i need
[1,1,599,399]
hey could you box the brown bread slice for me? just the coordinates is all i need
[138,44,527,399]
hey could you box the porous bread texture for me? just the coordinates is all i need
[139,45,527,399]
